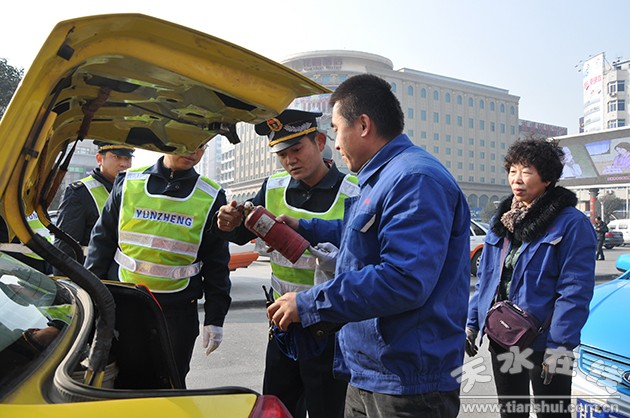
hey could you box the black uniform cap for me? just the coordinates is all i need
[255,109,322,152]
[93,140,135,157]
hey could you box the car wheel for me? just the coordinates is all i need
[604,245,613,249]
[471,250,481,276]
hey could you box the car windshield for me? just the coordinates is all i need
[0,252,74,387]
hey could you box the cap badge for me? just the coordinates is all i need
[285,121,312,133]
[266,118,283,132]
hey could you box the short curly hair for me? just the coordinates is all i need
[503,138,565,185]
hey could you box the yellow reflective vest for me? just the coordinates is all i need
[265,171,358,295]
[25,213,53,260]
[116,168,220,293]
[79,174,109,214]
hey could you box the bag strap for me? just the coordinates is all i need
[493,237,552,333]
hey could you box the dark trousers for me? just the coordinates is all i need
[263,334,347,418]
[162,300,199,384]
[596,238,605,260]
[489,340,572,418]
[344,384,460,418]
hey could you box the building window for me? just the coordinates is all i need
[446,148,451,155]
[421,88,427,98]
[469,163,474,170]
[491,165,496,172]
[457,95,463,105]
[490,122,495,132]
[500,123,506,133]
[468,118,474,128]
[421,110,427,121]
[479,99,485,109]
[468,97,474,107]
[408,129,414,137]
[510,105,515,115]
[468,138,475,145]
[480,177,485,183]
[457,149,463,156]
[480,152,485,159]
[433,146,439,153]
[457,116,463,126]
[458,175,463,181]
[469,176,474,182]
[608,100,626,112]
[608,119,627,128]
[469,150,475,158]
[433,112,439,123]
[433,90,439,101]
[490,101,495,111]
[480,164,485,171]
[408,108,414,119]
[390,82,397,93]
[480,139,485,146]
[434,133,440,141]
[491,153,496,160]
[421,131,427,139]
[446,114,451,125]
[445,92,451,103]
[446,134,452,142]
[500,103,505,113]
[510,126,515,135]
[490,141,496,148]
[479,120,485,130]
[608,80,626,95]
[457,162,463,169]
[457,136,463,144]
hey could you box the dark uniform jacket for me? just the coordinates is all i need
[85,157,231,327]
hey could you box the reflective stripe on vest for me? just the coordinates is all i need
[79,175,110,214]
[117,168,219,293]
[25,212,53,260]
[265,171,358,295]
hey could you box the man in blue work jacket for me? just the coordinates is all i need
[268,74,470,418]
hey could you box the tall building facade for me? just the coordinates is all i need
[229,50,522,215]
[582,52,629,132]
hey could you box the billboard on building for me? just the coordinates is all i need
[556,126,630,187]
[582,53,605,133]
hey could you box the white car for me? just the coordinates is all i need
[470,220,488,276]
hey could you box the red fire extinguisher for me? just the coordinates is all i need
[244,205,310,264]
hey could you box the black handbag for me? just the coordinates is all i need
[484,300,548,350]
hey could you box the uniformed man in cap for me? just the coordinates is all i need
[215,109,358,418]
[85,144,231,383]
[53,140,134,270]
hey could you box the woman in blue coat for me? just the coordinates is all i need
[466,138,596,418]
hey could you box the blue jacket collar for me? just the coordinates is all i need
[357,134,414,185]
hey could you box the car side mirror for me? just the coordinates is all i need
[615,253,630,273]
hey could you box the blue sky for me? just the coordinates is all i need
[2,0,629,136]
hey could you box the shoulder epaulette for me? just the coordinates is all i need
[69,181,85,190]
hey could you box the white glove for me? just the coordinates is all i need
[202,325,223,356]
[309,243,338,285]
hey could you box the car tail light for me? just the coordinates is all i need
[606,232,614,237]
[248,395,292,418]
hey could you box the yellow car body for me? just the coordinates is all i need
[0,13,327,417]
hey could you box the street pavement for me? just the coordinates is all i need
[228,246,629,310]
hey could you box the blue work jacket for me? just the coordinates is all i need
[467,206,596,351]
[296,134,470,395]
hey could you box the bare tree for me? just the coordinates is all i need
[0,58,24,118]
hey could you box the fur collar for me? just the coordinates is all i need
[490,186,578,242]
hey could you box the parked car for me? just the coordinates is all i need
[0,13,327,417]
[229,241,259,271]
[572,254,630,417]
[605,230,624,249]
[470,219,488,276]
[608,219,630,245]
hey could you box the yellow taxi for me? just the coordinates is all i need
[0,13,328,417]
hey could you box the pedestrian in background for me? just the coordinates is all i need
[85,145,231,382]
[466,138,596,418]
[267,74,470,418]
[216,109,357,418]
[594,216,608,261]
